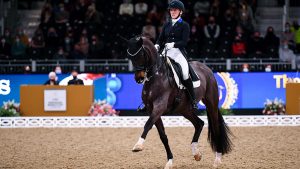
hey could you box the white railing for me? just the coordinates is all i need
[0,115,299,128]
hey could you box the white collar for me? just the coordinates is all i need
[172,17,181,26]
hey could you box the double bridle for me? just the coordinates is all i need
[127,44,159,83]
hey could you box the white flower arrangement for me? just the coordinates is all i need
[262,98,285,115]
[0,100,20,117]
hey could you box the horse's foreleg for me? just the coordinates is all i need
[155,117,173,161]
[132,100,167,152]
[132,114,160,152]
[183,111,204,161]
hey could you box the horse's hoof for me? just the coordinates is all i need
[164,159,173,169]
[194,152,202,161]
[132,144,143,152]
[213,158,222,168]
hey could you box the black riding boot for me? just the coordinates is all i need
[183,78,198,110]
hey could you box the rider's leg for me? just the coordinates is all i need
[173,52,198,109]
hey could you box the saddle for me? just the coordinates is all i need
[166,57,201,89]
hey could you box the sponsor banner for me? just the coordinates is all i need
[0,72,299,109]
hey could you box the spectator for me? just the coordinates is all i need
[235,25,248,42]
[232,35,247,58]
[248,31,264,58]
[281,22,295,51]
[44,71,59,85]
[3,28,13,45]
[85,4,102,26]
[40,3,55,35]
[70,43,85,59]
[263,26,280,57]
[220,9,237,39]
[279,40,296,62]
[55,3,69,24]
[70,0,88,25]
[89,34,104,59]
[291,20,300,54]
[204,16,220,40]
[29,29,45,59]
[210,0,221,19]
[0,36,11,59]
[46,27,60,48]
[53,47,67,60]
[63,33,74,57]
[17,28,30,47]
[68,70,84,85]
[142,18,156,42]
[135,0,148,15]
[238,0,255,34]
[119,0,134,16]
[78,35,89,58]
[11,35,27,59]
[193,0,210,17]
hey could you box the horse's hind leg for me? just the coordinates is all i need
[182,111,204,161]
[155,117,173,169]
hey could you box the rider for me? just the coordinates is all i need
[156,0,197,109]
[138,0,197,112]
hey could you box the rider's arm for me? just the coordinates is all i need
[174,22,190,48]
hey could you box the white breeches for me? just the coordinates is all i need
[163,48,189,80]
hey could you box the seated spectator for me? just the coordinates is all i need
[204,16,220,39]
[63,34,74,57]
[89,34,104,59]
[142,19,156,42]
[17,28,30,47]
[135,0,148,15]
[220,9,237,39]
[70,43,85,59]
[46,27,60,48]
[193,0,210,17]
[263,26,280,58]
[238,0,255,34]
[11,35,27,59]
[210,0,221,19]
[77,35,89,58]
[55,3,69,23]
[232,35,247,58]
[3,28,13,45]
[68,70,84,85]
[70,0,88,24]
[85,4,102,26]
[0,36,11,59]
[248,31,264,58]
[119,0,134,16]
[44,71,59,85]
[29,29,45,59]
[235,25,248,42]
[281,22,295,51]
[53,47,67,60]
[279,40,296,62]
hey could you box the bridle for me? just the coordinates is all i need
[127,43,157,83]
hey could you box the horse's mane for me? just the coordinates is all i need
[141,37,158,58]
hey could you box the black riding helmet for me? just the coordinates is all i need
[168,0,185,11]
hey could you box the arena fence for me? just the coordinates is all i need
[0,115,300,128]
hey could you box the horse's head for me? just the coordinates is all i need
[127,36,154,84]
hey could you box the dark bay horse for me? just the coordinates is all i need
[127,36,232,168]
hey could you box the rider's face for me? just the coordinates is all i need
[169,8,181,19]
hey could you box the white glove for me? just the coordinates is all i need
[154,44,160,51]
[165,42,175,50]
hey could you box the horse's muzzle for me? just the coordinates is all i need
[134,71,145,84]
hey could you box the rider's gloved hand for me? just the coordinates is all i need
[165,42,175,50]
[154,44,160,51]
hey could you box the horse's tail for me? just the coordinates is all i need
[206,108,232,154]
